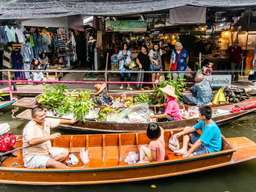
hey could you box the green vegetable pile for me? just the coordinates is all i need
[153,78,186,104]
[37,84,95,122]
[98,106,118,121]
[133,93,151,104]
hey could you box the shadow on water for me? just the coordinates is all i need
[0,111,256,192]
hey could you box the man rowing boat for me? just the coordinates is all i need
[23,107,76,169]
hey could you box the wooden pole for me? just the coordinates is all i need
[105,52,109,91]
[7,71,13,100]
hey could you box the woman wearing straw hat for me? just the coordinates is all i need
[94,83,112,106]
[150,85,182,121]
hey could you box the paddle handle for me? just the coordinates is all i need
[0,145,29,157]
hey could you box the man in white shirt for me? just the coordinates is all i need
[23,107,76,169]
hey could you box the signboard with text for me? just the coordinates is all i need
[205,75,232,87]
[105,20,147,32]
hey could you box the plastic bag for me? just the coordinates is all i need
[124,151,139,164]
[0,123,10,136]
[168,136,180,152]
[106,104,153,123]
[84,108,100,120]
[80,148,89,165]
[66,154,79,166]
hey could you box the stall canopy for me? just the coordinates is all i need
[0,0,255,19]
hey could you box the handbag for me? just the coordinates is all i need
[170,63,177,71]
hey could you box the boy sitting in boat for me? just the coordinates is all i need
[173,105,222,157]
[139,123,165,162]
[22,107,76,169]
[150,85,182,121]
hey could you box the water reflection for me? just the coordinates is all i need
[0,111,255,192]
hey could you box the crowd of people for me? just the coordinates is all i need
[111,41,190,90]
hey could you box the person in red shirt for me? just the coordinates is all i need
[227,42,243,81]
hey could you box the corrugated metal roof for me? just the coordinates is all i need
[0,0,255,19]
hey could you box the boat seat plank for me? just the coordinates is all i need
[69,135,86,152]
[227,137,256,163]
[52,135,71,148]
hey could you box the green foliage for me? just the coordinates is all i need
[153,77,186,104]
[98,106,116,121]
[37,84,68,109]
[72,90,95,122]
[37,85,95,122]
[134,93,151,104]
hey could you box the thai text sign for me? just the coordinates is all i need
[205,75,232,87]
[105,20,147,32]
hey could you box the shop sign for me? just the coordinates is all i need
[205,75,231,87]
[105,20,147,32]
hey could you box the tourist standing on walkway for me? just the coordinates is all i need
[149,43,162,84]
[227,42,242,81]
[118,42,132,90]
[136,45,151,89]
[170,42,189,80]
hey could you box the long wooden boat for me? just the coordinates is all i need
[58,98,256,133]
[0,100,16,110]
[1,129,256,185]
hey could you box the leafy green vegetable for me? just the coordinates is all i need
[134,93,151,104]
[153,78,186,104]
[37,84,68,109]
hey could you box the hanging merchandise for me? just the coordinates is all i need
[15,27,25,43]
[11,47,25,80]
[5,26,16,43]
[0,26,8,44]
[21,42,34,80]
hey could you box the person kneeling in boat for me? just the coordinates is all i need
[94,83,113,106]
[183,73,212,106]
[22,107,76,169]
[150,85,182,122]
[173,105,222,157]
[139,123,165,162]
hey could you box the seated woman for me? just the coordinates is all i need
[151,85,182,121]
[183,73,212,106]
[139,123,165,162]
[173,105,222,157]
[94,83,112,106]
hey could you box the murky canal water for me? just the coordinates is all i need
[0,108,255,192]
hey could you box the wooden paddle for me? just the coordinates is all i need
[0,145,30,157]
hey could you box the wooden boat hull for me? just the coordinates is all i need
[0,137,255,185]
[58,107,256,133]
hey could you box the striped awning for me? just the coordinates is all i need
[0,0,255,19]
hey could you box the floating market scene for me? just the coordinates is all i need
[0,0,256,191]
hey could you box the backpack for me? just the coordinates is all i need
[0,123,16,152]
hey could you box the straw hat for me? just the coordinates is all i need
[94,83,106,92]
[159,85,177,98]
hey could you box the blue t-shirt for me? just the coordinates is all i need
[194,120,222,152]
[171,49,189,71]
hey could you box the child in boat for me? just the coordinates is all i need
[139,123,165,162]
[150,85,182,121]
[173,105,222,157]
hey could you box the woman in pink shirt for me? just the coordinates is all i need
[151,85,182,121]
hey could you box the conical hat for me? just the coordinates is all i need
[159,85,177,98]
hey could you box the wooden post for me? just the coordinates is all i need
[7,70,13,100]
[105,52,109,91]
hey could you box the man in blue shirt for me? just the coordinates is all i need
[170,42,189,80]
[173,105,222,157]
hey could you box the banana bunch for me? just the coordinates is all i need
[212,88,227,105]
